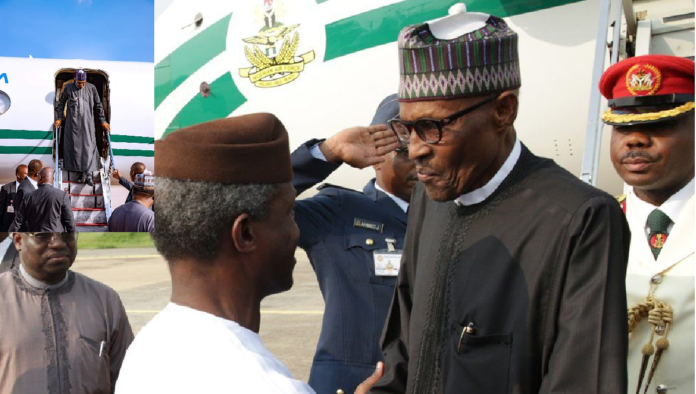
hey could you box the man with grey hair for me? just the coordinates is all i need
[117,113,383,394]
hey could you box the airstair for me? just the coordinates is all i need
[52,68,115,232]
[580,0,694,186]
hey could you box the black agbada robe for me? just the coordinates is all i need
[55,81,106,172]
[371,145,630,394]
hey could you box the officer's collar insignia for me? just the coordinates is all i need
[650,232,668,249]
[626,64,662,96]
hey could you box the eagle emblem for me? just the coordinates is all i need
[239,0,315,88]
[626,64,662,96]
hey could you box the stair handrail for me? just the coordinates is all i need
[101,128,116,222]
[54,125,62,188]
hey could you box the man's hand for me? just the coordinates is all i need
[54,120,62,129]
[102,122,111,132]
[320,125,400,169]
[111,169,122,180]
[355,362,384,394]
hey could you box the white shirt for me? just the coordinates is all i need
[14,180,19,190]
[455,138,522,206]
[27,177,37,189]
[626,178,694,236]
[116,303,315,394]
[374,183,409,213]
[310,143,409,212]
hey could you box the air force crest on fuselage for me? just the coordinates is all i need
[239,0,315,88]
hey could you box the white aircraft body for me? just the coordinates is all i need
[155,0,692,197]
[0,57,155,190]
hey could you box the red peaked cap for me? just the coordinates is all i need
[599,54,694,102]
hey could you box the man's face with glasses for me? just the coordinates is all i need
[392,93,515,202]
[12,233,78,284]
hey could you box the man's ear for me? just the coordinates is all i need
[492,91,518,131]
[12,233,23,252]
[231,213,256,253]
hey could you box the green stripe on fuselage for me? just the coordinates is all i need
[162,0,582,135]
[324,0,583,61]
[154,14,233,109]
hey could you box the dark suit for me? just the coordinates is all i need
[13,178,38,232]
[120,177,134,204]
[14,177,36,208]
[9,184,76,232]
[0,236,18,274]
[0,182,18,231]
[292,140,409,394]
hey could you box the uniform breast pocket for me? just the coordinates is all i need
[343,230,395,285]
[443,322,512,393]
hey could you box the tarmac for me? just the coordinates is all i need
[70,247,324,382]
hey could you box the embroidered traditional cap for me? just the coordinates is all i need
[155,113,292,184]
[133,171,155,195]
[397,4,521,102]
[599,54,695,126]
[75,69,87,81]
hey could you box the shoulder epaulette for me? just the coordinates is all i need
[316,183,362,194]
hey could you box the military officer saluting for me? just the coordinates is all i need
[601,54,695,394]
[292,95,410,394]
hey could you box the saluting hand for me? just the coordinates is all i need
[320,124,400,169]
[354,362,384,394]
[102,123,111,132]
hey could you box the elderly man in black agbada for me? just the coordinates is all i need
[372,9,630,394]
[54,69,111,186]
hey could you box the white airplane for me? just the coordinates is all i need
[154,0,693,197]
[0,57,154,231]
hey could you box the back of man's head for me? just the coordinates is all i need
[38,167,54,186]
[153,113,298,296]
[27,160,44,177]
[130,162,147,180]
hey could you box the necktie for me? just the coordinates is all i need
[647,209,671,259]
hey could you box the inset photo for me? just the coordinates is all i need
[0,0,154,233]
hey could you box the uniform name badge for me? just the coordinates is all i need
[373,237,402,277]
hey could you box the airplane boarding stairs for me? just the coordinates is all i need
[59,169,111,232]
[53,125,115,233]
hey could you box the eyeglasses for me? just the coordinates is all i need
[388,94,500,144]
[26,233,78,243]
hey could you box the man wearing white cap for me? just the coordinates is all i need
[374,6,630,393]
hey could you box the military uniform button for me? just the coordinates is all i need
[337,390,345,394]
[651,275,663,284]
[366,239,374,246]
[656,384,668,393]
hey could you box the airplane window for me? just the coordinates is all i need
[0,90,10,115]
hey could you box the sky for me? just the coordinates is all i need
[0,0,154,62]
